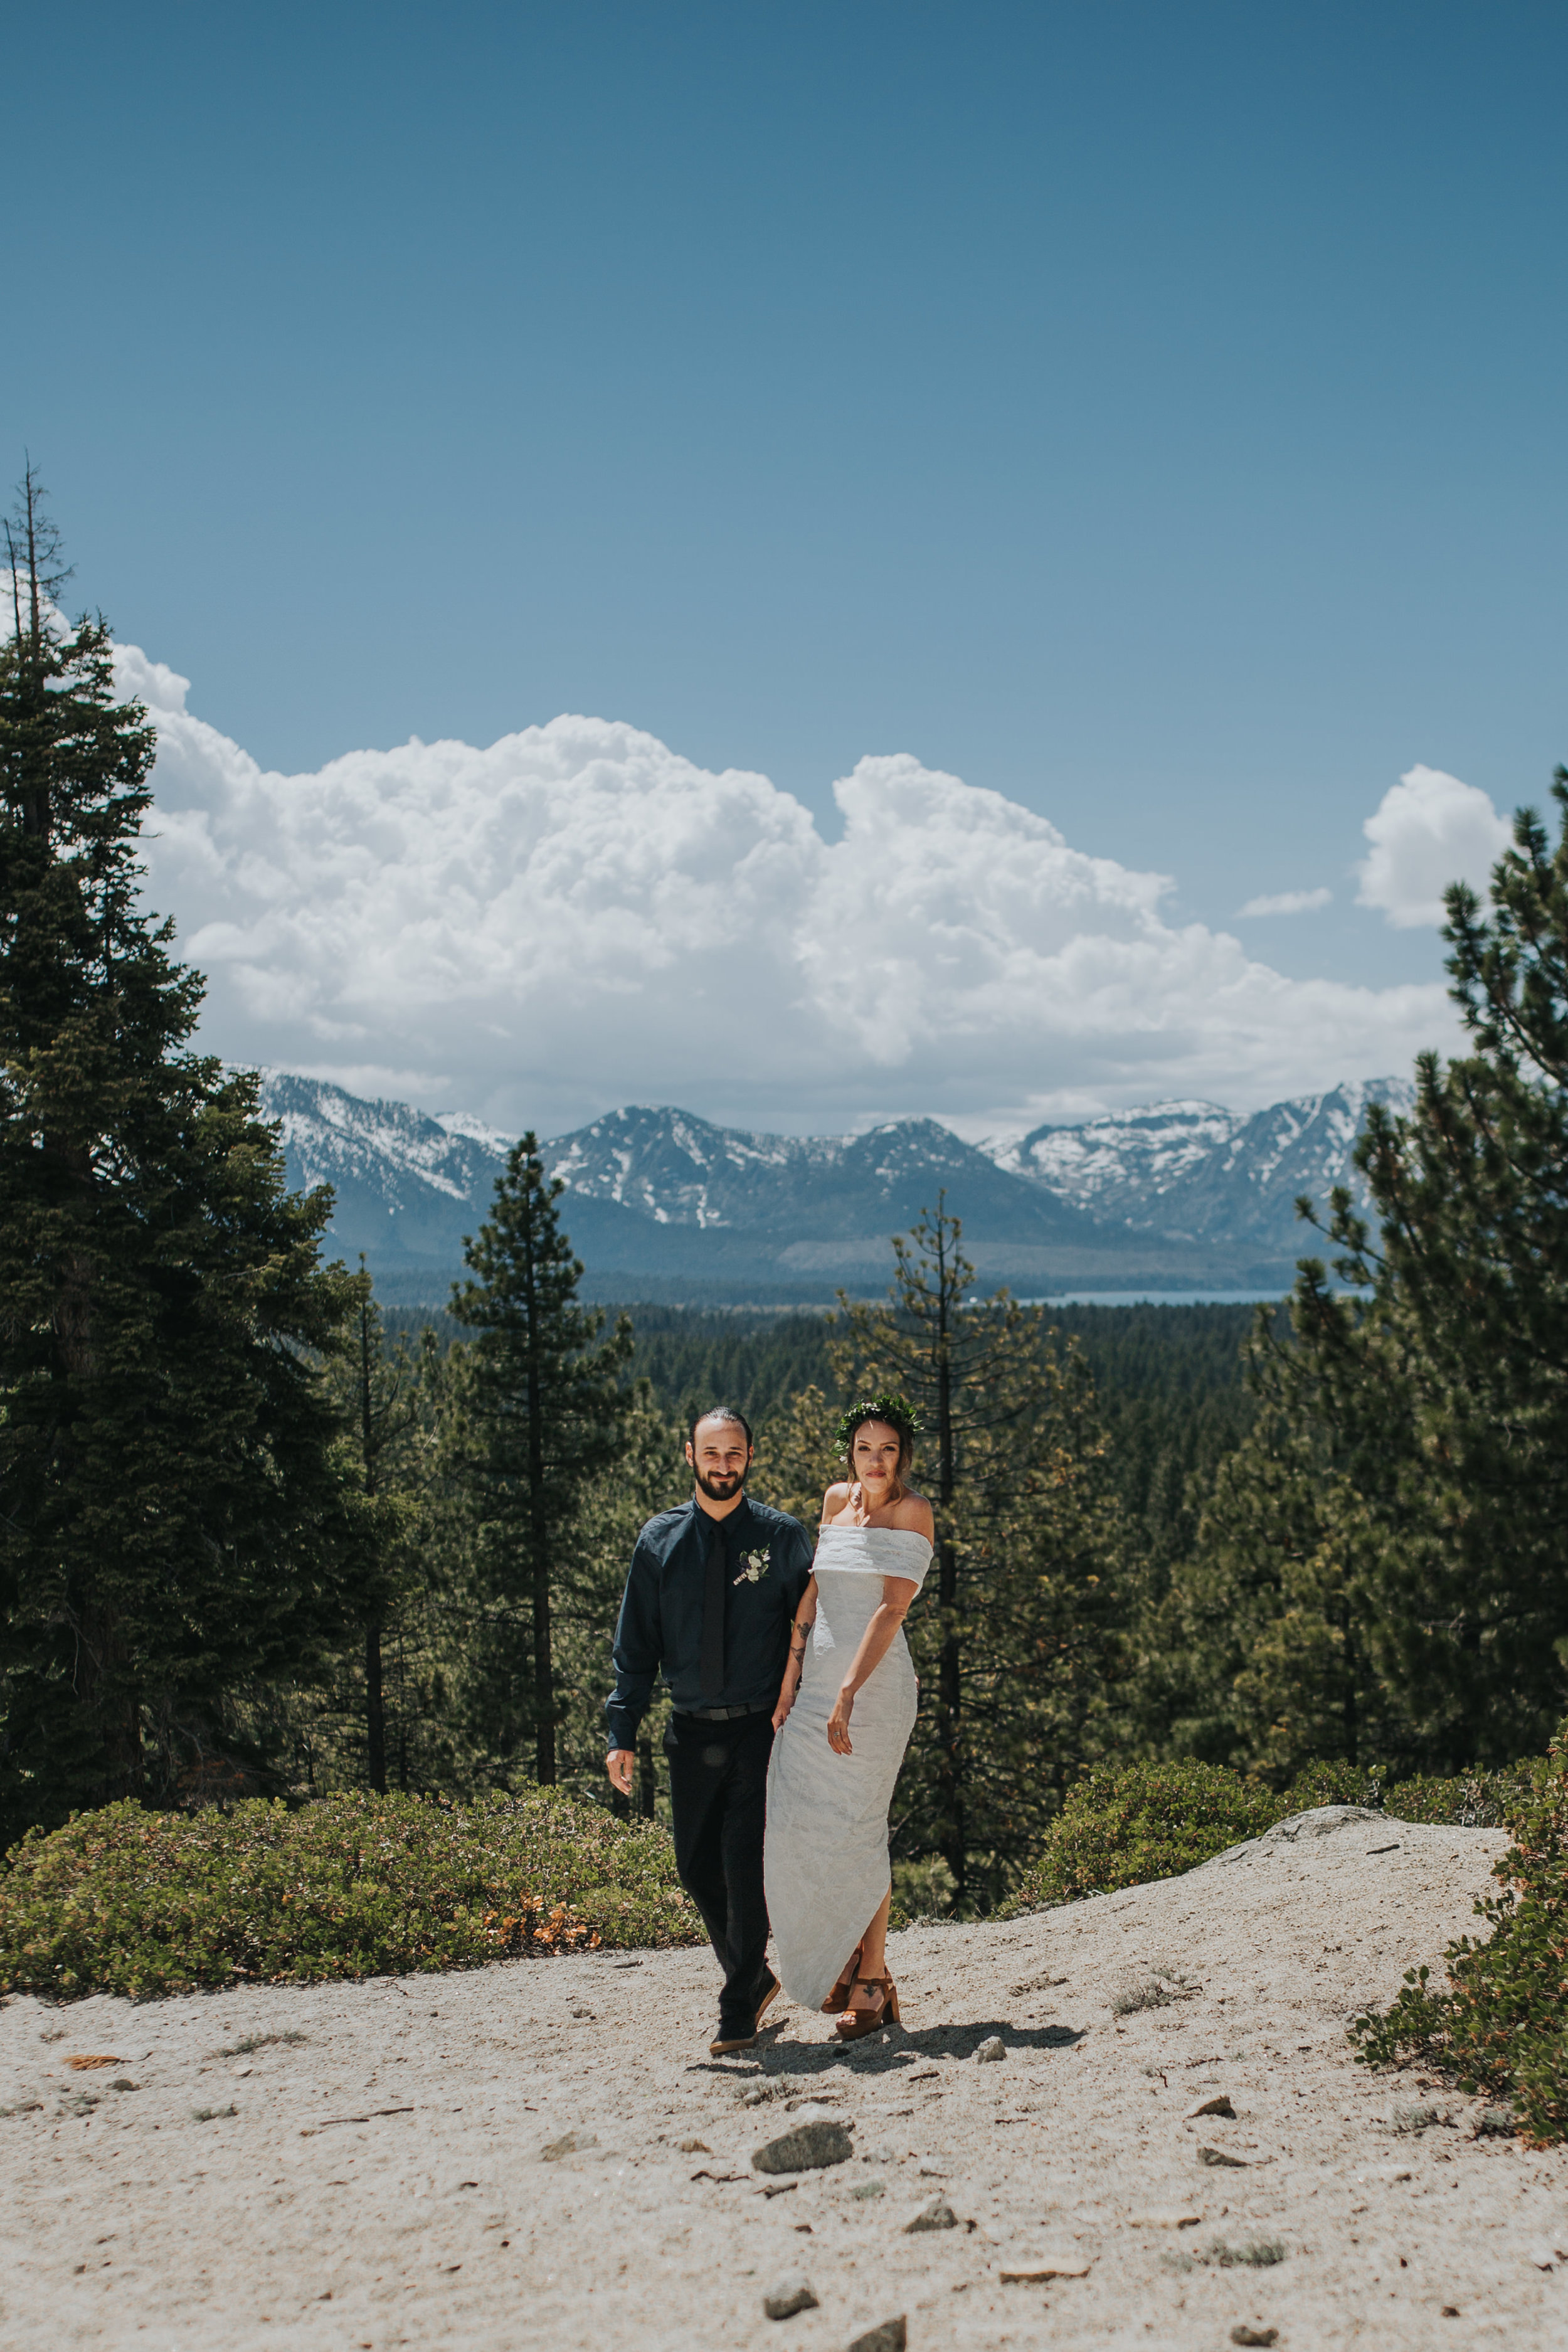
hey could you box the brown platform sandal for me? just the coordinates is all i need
[820,1945,864,2015]
[834,1974,900,2041]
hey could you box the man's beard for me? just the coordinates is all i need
[694,1466,746,1502]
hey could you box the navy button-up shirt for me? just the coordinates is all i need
[605,1493,814,1752]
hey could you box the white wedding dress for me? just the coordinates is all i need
[763,1523,933,2009]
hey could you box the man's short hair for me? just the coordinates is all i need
[687,1403,755,1451]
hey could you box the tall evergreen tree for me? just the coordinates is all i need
[1177,775,1568,1774]
[448,1136,632,1784]
[329,1268,435,1792]
[544,1382,686,1809]
[1142,1419,1382,1781]
[833,1199,1128,1907]
[0,470,362,1836]
[262,1276,462,1803]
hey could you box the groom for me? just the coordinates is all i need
[607,1406,813,2055]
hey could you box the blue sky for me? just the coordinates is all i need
[5,2,1566,1125]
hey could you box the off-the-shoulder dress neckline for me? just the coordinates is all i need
[817,1520,932,1542]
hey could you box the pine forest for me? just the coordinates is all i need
[5,481,1568,1927]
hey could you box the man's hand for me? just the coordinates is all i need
[607,1748,635,1798]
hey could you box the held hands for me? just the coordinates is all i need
[827,1684,856,1755]
[606,1749,635,1797]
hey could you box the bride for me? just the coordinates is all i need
[763,1394,934,2038]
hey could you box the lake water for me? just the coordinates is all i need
[1020,1289,1290,1306]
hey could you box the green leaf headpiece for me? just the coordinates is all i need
[832,1391,921,1458]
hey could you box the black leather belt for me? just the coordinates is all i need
[681,1702,773,1722]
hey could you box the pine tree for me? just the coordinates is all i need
[324,1267,439,1791]
[1185,776,1568,1773]
[834,1198,1128,1907]
[546,1383,686,1809]
[0,470,362,1836]
[1144,1417,1383,1781]
[260,1279,464,1803]
[755,1382,842,1527]
[448,1136,632,1785]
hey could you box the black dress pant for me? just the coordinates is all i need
[664,1708,775,2033]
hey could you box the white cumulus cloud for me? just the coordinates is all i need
[1355,763,1513,930]
[115,638,1459,1135]
[1236,887,1333,918]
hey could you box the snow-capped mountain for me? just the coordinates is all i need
[987,1101,1242,1217]
[257,1081,1125,1293]
[257,1073,1416,1298]
[543,1105,1099,1242]
[260,1073,514,1265]
[987,1078,1417,1245]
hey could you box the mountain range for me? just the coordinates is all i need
[258,1072,1414,1303]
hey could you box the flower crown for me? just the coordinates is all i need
[832,1391,921,1458]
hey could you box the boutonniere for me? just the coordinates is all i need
[733,1548,770,1586]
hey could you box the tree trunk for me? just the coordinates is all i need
[76,1595,142,1803]
[932,1201,965,1904]
[1340,1591,1359,1767]
[366,1623,387,1793]
[523,1205,556,1785]
[54,1142,129,1793]
[396,1629,409,1792]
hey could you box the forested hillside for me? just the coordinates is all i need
[388,1296,1255,1586]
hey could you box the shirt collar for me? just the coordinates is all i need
[689,1493,754,1543]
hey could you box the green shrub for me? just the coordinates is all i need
[1351,1739,1568,2143]
[998,1761,1286,1912]
[999,1754,1549,1919]
[892,1855,958,1920]
[1249,1756,1531,1825]
[1379,1771,1533,1829]
[1285,1759,1394,1811]
[0,1788,700,2000]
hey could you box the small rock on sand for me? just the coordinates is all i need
[762,2270,818,2320]
[540,2129,598,2161]
[974,2035,1005,2063]
[1230,2329,1278,2348]
[903,2196,958,2233]
[1199,2144,1264,2168]
[1185,2092,1236,2119]
[753,2119,854,2175]
[847,2321,907,2352]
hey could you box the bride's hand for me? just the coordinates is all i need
[827,1685,855,1754]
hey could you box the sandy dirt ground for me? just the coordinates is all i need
[3,1806,1567,2352]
